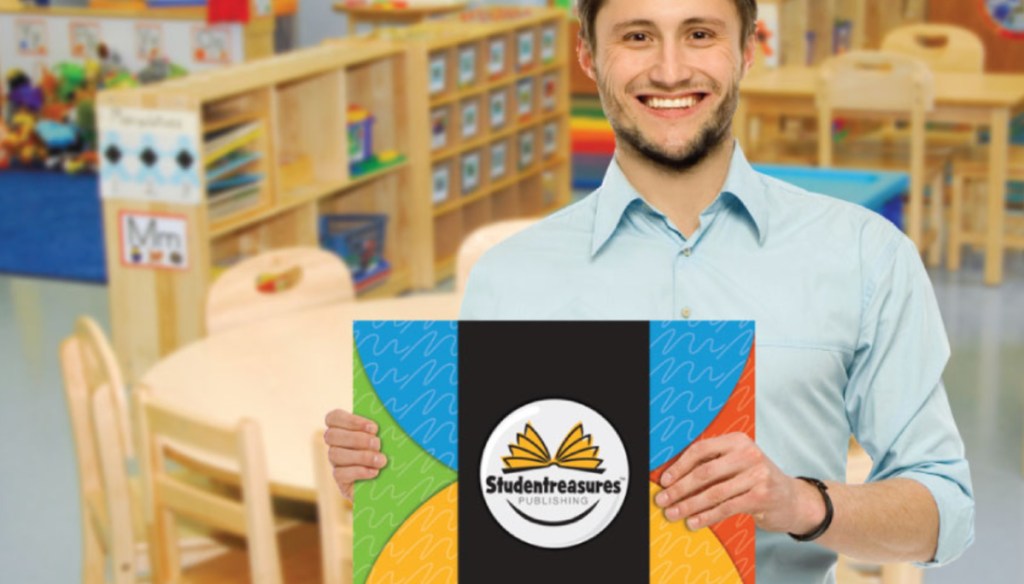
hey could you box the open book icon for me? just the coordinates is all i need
[502,422,605,474]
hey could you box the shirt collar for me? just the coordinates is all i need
[590,142,769,257]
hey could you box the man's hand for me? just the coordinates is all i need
[323,409,388,500]
[654,432,825,535]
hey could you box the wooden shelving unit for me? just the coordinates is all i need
[98,7,571,379]
[98,40,430,378]
[377,6,572,284]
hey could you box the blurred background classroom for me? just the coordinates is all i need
[1,0,1022,582]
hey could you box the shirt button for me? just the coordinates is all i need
[682,248,692,257]
[681,307,691,319]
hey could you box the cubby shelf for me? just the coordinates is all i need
[98,7,571,379]
[390,6,573,287]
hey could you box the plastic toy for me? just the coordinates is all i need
[348,105,375,172]
[2,111,44,166]
[0,122,10,169]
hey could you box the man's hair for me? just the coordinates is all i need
[576,0,758,50]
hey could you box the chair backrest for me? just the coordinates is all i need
[59,316,137,584]
[135,386,283,584]
[455,219,537,293]
[882,24,985,74]
[206,247,356,335]
[816,50,935,168]
[313,432,353,584]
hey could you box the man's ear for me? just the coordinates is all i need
[577,36,597,82]
[741,33,756,76]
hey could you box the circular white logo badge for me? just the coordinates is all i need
[479,398,629,549]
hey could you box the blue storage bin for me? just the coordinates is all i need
[319,214,391,289]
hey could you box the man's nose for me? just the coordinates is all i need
[649,42,695,88]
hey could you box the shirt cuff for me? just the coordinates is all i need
[901,470,975,567]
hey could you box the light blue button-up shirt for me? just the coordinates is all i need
[460,145,974,583]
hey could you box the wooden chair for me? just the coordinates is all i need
[454,219,537,292]
[313,432,353,584]
[60,316,141,584]
[817,50,949,266]
[837,439,923,584]
[135,386,321,584]
[947,146,1024,271]
[206,246,356,335]
[881,24,984,74]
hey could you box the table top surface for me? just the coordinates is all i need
[753,164,909,212]
[141,293,462,501]
[741,66,1024,108]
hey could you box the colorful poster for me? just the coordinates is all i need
[15,19,48,57]
[135,23,164,60]
[117,210,190,270]
[192,25,234,64]
[69,21,101,58]
[98,106,202,204]
[353,321,756,584]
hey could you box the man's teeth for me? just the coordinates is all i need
[645,95,699,109]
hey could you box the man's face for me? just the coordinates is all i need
[579,0,754,173]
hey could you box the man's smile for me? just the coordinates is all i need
[635,92,710,118]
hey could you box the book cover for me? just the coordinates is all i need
[353,321,755,583]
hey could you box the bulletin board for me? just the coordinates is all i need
[0,10,245,84]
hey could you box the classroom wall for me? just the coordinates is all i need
[928,0,1024,72]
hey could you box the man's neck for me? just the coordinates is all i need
[614,136,736,239]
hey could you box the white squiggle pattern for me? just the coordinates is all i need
[649,322,754,469]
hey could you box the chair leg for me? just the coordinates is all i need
[926,174,944,267]
[947,174,964,271]
[881,563,923,584]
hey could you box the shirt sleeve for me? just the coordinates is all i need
[845,231,975,567]
[458,257,495,320]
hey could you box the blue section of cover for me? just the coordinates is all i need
[353,321,459,471]
[648,321,754,470]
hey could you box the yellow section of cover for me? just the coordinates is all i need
[649,482,743,584]
[368,482,458,584]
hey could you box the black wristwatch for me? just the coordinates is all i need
[788,476,834,542]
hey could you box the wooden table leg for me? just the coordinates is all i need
[985,108,1009,286]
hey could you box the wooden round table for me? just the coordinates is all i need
[140,294,461,501]
[332,2,467,36]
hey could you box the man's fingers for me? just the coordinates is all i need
[683,490,752,531]
[333,465,380,488]
[660,434,735,488]
[324,428,381,451]
[329,445,387,469]
[656,448,749,508]
[325,409,379,433]
[662,466,761,524]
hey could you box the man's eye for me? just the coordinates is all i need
[692,30,713,41]
[625,32,649,42]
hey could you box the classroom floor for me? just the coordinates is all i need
[0,251,1021,582]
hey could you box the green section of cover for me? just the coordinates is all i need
[352,344,457,584]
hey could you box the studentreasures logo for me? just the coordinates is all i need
[479,399,629,549]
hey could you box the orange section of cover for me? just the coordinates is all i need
[650,345,756,584]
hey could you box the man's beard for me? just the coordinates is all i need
[596,71,739,174]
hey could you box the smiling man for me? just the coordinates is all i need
[324,0,974,581]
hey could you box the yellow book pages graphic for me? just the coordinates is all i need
[368,483,458,584]
[501,422,604,473]
[649,482,743,584]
